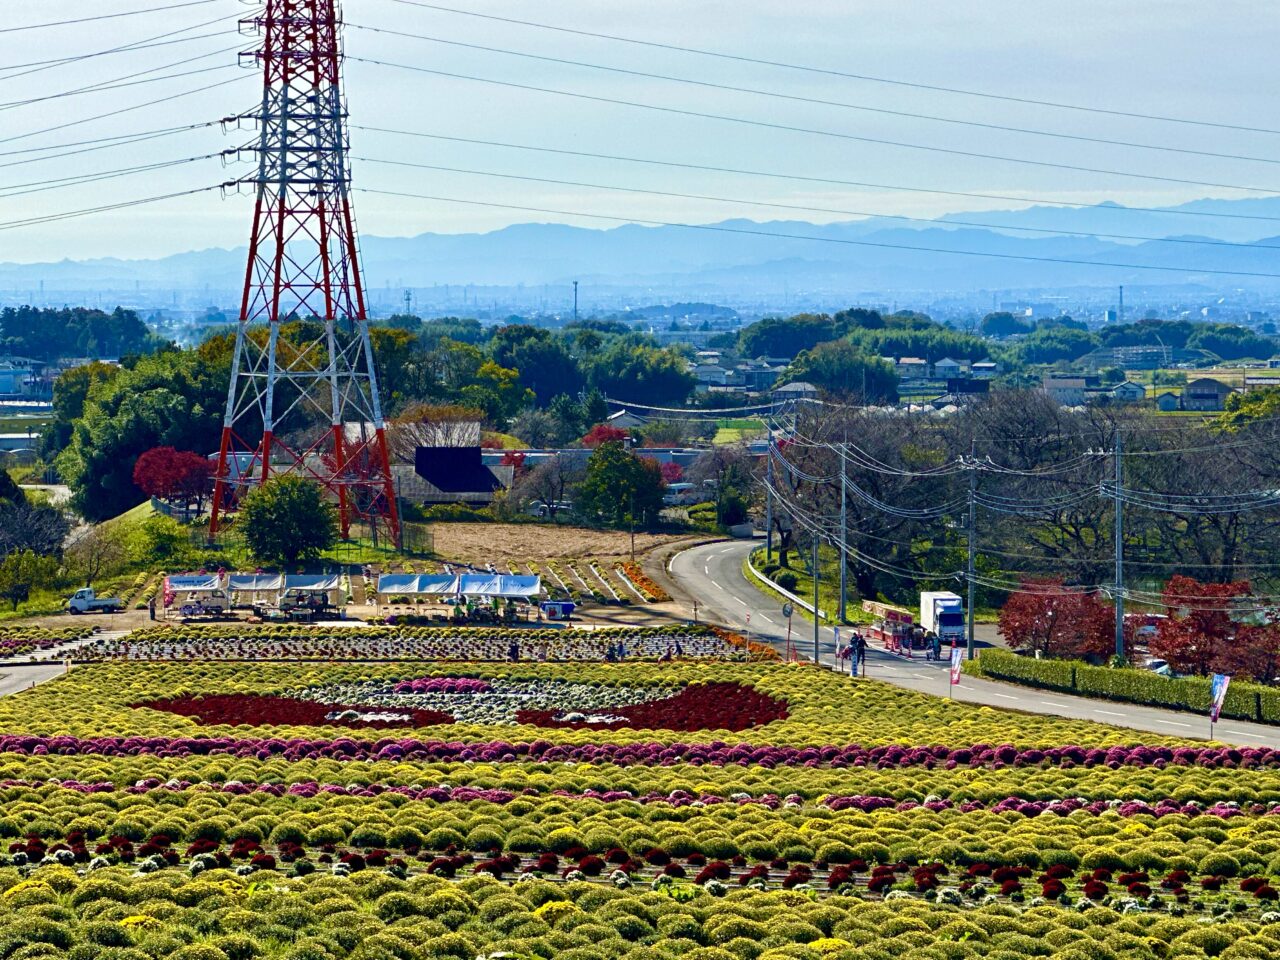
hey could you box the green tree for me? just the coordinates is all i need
[40,360,119,457]
[490,325,584,405]
[784,342,898,402]
[56,350,227,522]
[577,442,665,527]
[1219,386,1280,431]
[0,549,57,610]
[585,339,694,406]
[238,476,337,567]
[979,312,1032,338]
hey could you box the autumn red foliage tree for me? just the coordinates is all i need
[1149,575,1254,677]
[581,424,628,448]
[998,579,1118,659]
[133,447,213,515]
[659,461,683,484]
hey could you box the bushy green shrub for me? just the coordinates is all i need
[976,651,1075,692]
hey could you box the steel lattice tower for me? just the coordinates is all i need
[209,0,399,546]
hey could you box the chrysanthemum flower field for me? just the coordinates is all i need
[4,643,1280,959]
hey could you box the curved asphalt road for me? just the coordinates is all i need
[670,539,1280,748]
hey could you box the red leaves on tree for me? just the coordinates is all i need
[581,424,628,448]
[1149,575,1269,679]
[133,447,213,504]
[997,579,1117,660]
[659,461,683,484]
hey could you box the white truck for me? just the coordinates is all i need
[920,591,965,645]
[176,588,229,618]
[67,588,123,614]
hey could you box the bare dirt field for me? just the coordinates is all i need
[428,523,698,564]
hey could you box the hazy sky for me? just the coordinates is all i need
[1,0,1277,262]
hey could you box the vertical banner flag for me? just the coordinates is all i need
[1209,673,1231,723]
[950,646,964,685]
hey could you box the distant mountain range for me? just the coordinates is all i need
[3,195,1280,301]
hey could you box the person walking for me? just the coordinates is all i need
[855,632,867,671]
[930,631,942,662]
[147,597,156,621]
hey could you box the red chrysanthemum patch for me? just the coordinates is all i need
[131,694,454,729]
[515,682,788,732]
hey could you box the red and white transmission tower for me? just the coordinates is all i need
[209,0,399,546]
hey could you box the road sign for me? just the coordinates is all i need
[782,602,793,619]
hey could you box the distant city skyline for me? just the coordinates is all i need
[2,0,1277,263]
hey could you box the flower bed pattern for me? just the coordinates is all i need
[6,645,1280,955]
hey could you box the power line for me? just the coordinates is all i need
[351,56,1280,196]
[0,76,249,148]
[0,124,218,171]
[379,0,1280,137]
[0,153,221,199]
[0,11,241,83]
[357,155,1280,253]
[351,22,1280,169]
[0,185,221,232]
[0,59,240,114]
[356,126,1280,226]
[356,188,1280,280]
[1,1,220,35]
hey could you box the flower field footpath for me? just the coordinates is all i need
[6,643,1280,958]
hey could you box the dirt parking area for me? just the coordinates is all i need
[429,523,697,564]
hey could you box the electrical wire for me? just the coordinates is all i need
[0,185,222,233]
[0,153,222,199]
[350,22,1280,169]
[356,188,1280,280]
[0,124,218,172]
[0,10,242,83]
[378,0,1280,137]
[0,76,249,148]
[356,156,1280,253]
[0,1,220,35]
[0,61,240,114]
[354,126,1280,226]
[350,56,1280,196]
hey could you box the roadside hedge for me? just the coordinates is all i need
[975,650,1076,692]
[975,649,1276,725]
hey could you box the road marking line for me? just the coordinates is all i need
[1156,721,1192,728]
[911,674,932,680]
[990,692,1018,700]
[732,597,748,607]
[1094,710,1125,717]
[1041,702,1071,709]
[758,615,775,625]
[704,564,710,576]
[1235,732,1269,740]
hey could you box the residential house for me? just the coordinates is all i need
[896,357,930,379]
[1108,381,1147,404]
[933,357,963,380]
[1041,375,1089,406]
[1155,392,1181,412]
[1181,378,1236,412]
[0,359,36,395]
[407,446,514,507]
[971,361,1001,378]
[773,381,819,402]
[606,409,646,430]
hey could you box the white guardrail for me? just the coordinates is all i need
[745,553,828,620]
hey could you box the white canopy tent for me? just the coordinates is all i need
[376,573,542,600]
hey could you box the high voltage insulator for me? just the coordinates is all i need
[209,0,400,546]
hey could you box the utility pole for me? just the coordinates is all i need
[966,440,977,660]
[1113,430,1125,659]
[812,535,821,666]
[838,441,848,623]
[765,451,774,563]
[572,281,579,323]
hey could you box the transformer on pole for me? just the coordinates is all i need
[209,0,399,547]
